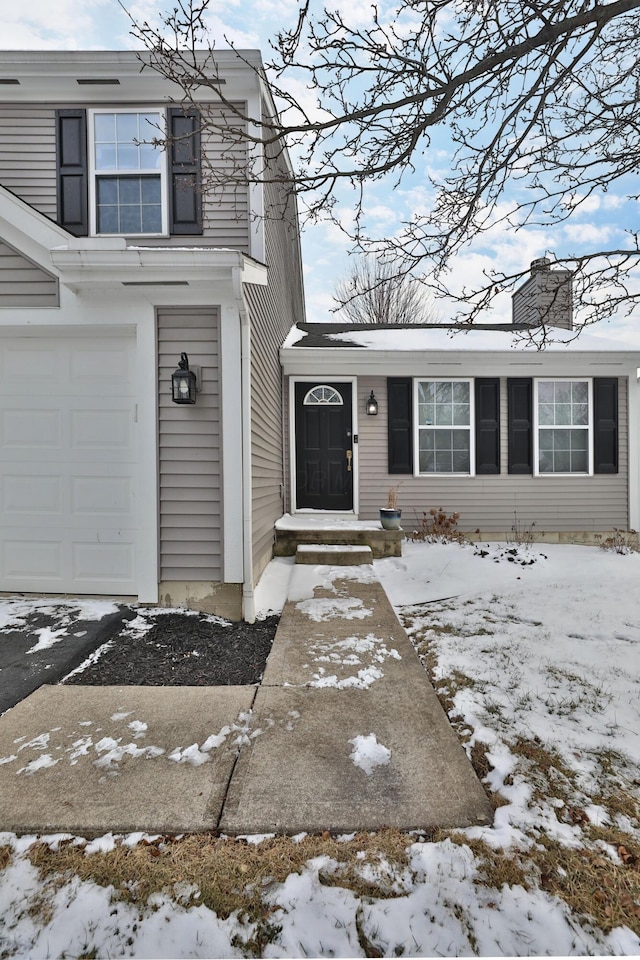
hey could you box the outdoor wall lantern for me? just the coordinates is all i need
[171,352,198,405]
[366,390,379,416]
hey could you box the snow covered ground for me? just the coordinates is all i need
[0,539,639,958]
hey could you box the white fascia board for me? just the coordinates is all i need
[0,187,69,273]
[280,347,640,378]
[0,50,263,104]
[50,246,268,288]
[240,256,268,285]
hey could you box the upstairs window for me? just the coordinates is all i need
[90,110,166,235]
[416,379,474,474]
[535,379,592,475]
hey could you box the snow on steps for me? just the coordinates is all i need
[275,517,403,559]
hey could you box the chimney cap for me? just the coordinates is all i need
[530,257,551,272]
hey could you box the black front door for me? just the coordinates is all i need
[295,382,353,510]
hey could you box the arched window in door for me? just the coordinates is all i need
[303,385,344,406]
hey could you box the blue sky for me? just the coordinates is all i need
[1,0,638,341]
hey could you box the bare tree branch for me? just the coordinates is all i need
[124,0,640,339]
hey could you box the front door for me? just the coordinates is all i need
[294,382,353,510]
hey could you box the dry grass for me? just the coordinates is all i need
[447,825,640,935]
[26,829,414,926]
[449,834,531,891]
[0,846,11,872]
[594,789,640,823]
[536,833,640,933]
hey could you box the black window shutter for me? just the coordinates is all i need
[387,378,413,474]
[593,377,618,474]
[507,378,533,474]
[168,108,202,235]
[475,378,500,474]
[55,109,88,236]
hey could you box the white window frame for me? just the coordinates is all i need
[534,377,593,477]
[414,378,475,476]
[88,108,169,237]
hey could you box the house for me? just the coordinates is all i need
[0,50,305,621]
[280,259,640,539]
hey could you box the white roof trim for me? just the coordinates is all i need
[50,245,268,287]
[0,186,69,274]
[0,50,263,104]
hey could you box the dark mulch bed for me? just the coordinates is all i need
[63,612,279,686]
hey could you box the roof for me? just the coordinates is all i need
[283,322,640,354]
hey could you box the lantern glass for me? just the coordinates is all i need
[366,391,378,416]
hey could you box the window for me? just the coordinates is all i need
[303,385,344,405]
[416,380,474,474]
[90,110,166,235]
[535,379,592,475]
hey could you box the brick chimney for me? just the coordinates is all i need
[512,258,573,330]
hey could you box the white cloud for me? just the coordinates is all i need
[0,0,112,48]
[601,192,628,211]
[563,222,614,245]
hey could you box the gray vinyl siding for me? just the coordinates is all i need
[356,375,629,532]
[0,103,249,250]
[0,106,57,218]
[157,307,222,581]
[245,141,305,580]
[0,239,58,307]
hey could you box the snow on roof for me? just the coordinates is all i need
[282,323,640,354]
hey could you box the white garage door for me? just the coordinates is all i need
[0,331,138,594]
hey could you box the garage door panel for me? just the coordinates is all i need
[72,541,135,584]
[70,343,135,387]
[2,471,135,525]
[2,475,61,514]
[2,401,134,456]
[3,539,63,581]
[71,408,134,450]
[2,534,135,590]
[0,343,68,385]
[71,476,132,516]
[2,408,62,449]
[0,333,137,594]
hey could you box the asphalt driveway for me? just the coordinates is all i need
[0,599,135,715]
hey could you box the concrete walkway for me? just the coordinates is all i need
[0,566,493,836]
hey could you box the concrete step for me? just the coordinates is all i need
[295,543,373,565]
[275,525,402,559]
